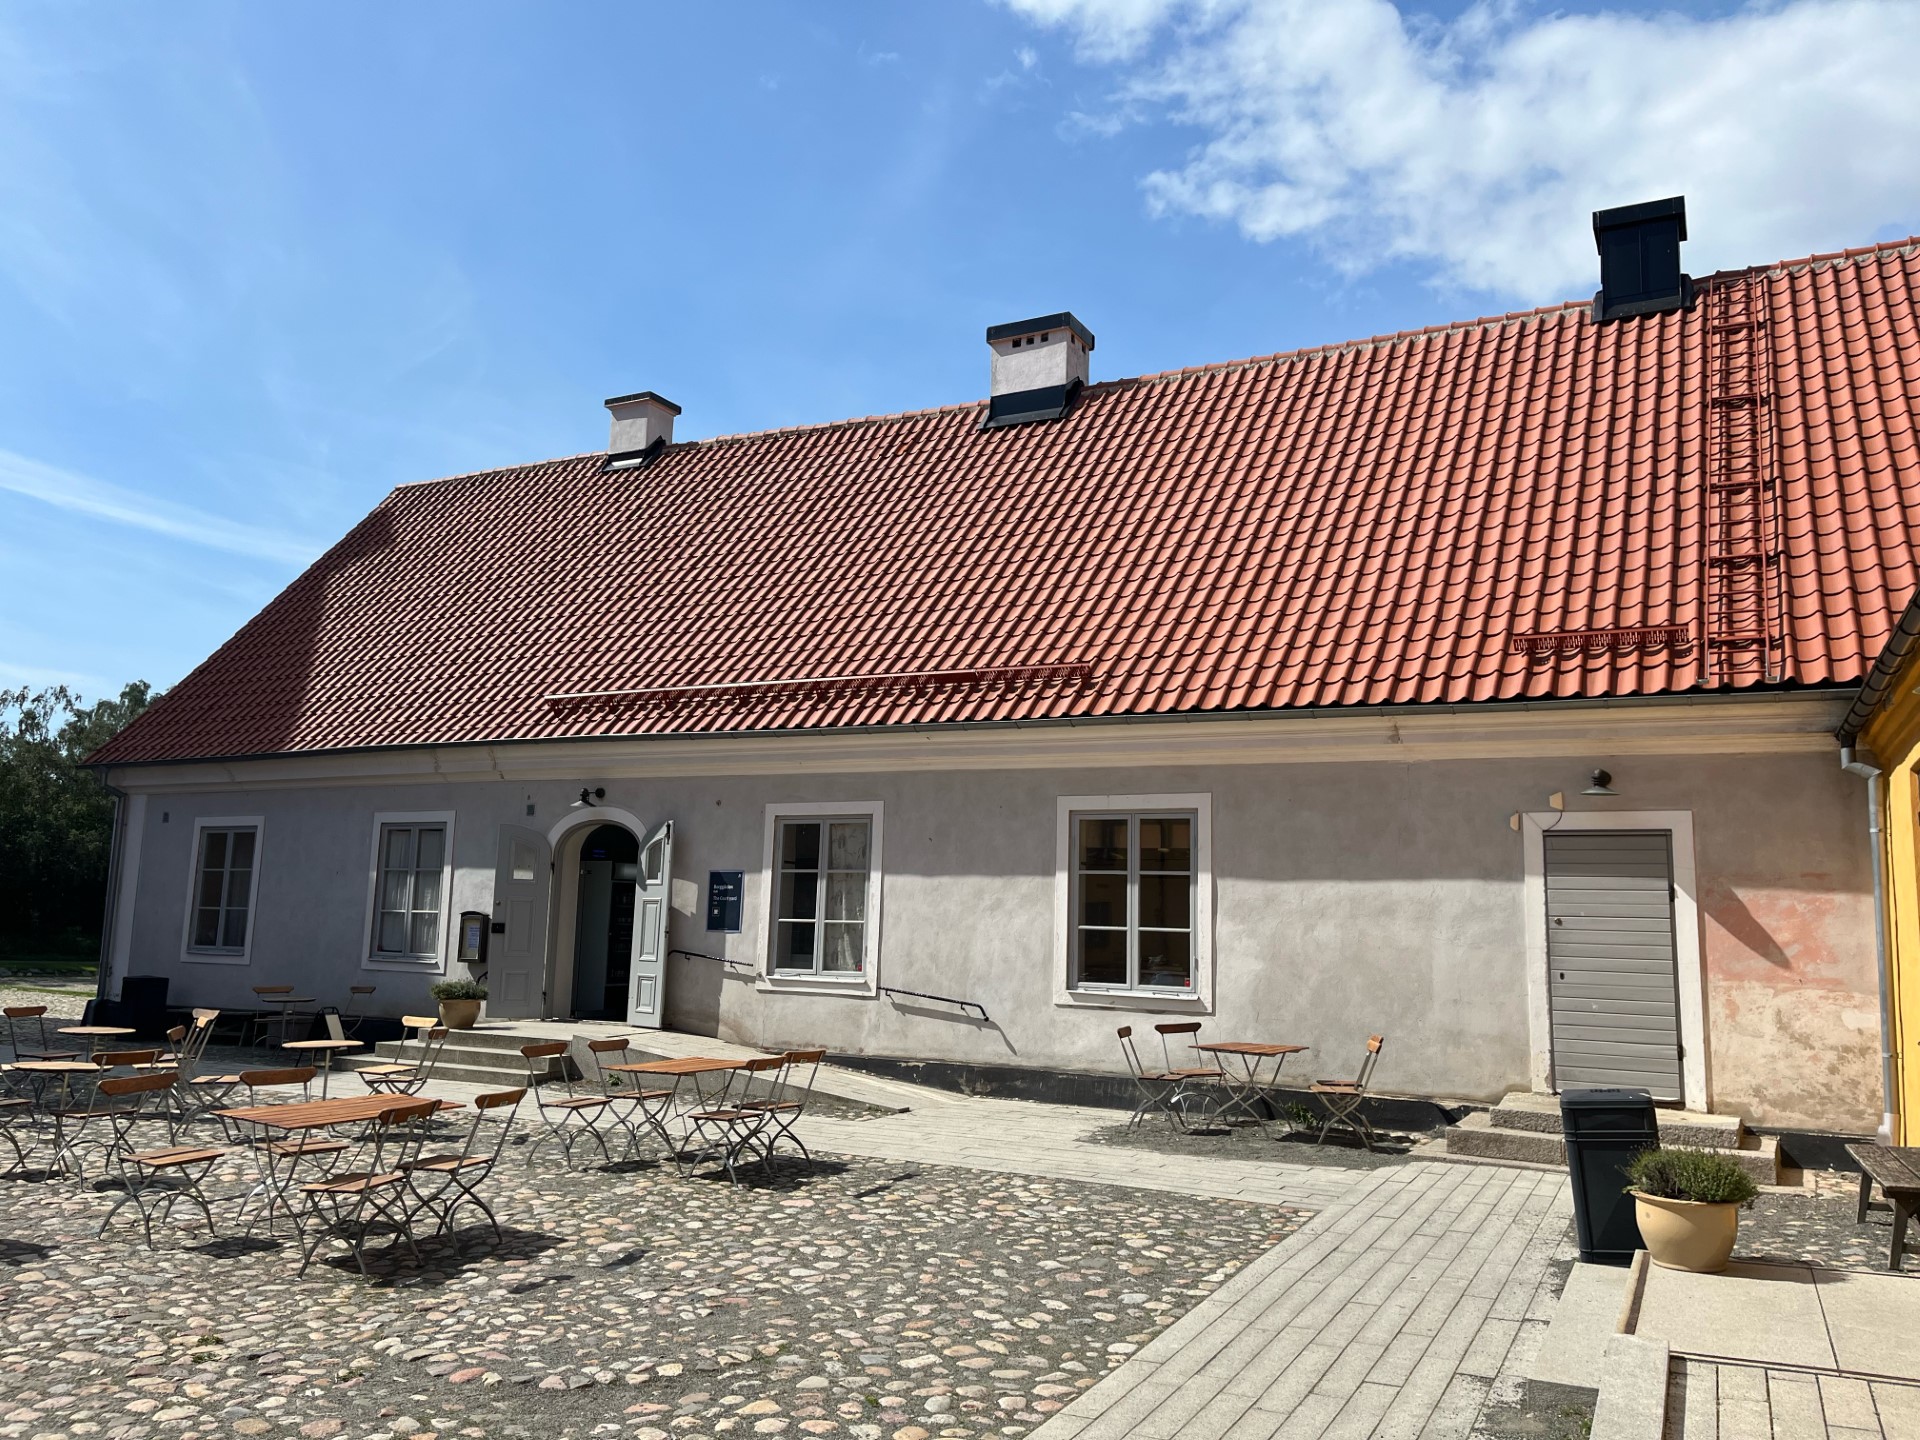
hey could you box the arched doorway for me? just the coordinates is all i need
[571,823,638,1020]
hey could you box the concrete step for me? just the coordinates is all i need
[341,1045,558,1088]
[334,1057,544,1090]
[1444,1111,1781,1185]
[1490,1089,1748,1149]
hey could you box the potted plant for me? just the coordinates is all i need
[429,979,487,1030]
[1625,1147,1759,1273]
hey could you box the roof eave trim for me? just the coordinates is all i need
[1836,590,1920,742]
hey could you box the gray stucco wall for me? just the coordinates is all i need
[108,747,1880,1132]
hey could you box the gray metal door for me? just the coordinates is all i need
[1545,830,1683,1101]
[490,824,551,1020]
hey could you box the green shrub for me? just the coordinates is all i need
[1624,1147,1757,1205]
[430,979,487,1002]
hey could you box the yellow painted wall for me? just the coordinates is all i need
[1861,670,1920,1144]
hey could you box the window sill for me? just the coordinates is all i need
[362,954,447,974]
[1054,987,1210,1013]
[182,949,252,967]
[756,973,877,998]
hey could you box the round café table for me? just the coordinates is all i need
[56,1025,136,1059]
[281,1038,363,1098]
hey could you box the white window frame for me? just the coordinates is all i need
[362,810,456,973]
[1055,793,1213,1012]
[180,816,265,966]
[756,800,882,996]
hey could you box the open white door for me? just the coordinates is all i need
[491,824,551,1020]
[626,818,672,1028]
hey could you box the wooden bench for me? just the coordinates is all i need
[1846,1143,1920,1271]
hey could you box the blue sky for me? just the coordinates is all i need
[4,0,1919,699]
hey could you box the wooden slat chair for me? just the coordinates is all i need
[98,1106,229,1248]
[356,1017,448,1096]
[0,1088,36,1174]
[341,986,377,1040]
[581,1037,675,1161]
[297,1098,440,1276]
[1117,1025,1226,1132]
[4,1006,82,1063]
[1310,1035,1387,1152]
[401,1088,526,1241]
[684,1055,789,1185]
[141,1011,219,1116]
[519,1042,614,1169]
[54,1069,176,1178]
[738,1048,826,1172]
[245,986,298,1050]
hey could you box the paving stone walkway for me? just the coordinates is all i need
[1664,1359,1920,1439]
[1025,1161,1575,1439]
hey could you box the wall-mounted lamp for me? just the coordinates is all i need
[571,786,606,809]
[1582,768,1618,797]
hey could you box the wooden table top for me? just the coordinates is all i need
[608,1057,746,1076]
[10,1060,102,1074]
[58,1025,136,1037]
[217,1095,463,1130]
[1848,1143,1920,1193]
[1192,1042,1310,1057]
[281,1039,363,1052]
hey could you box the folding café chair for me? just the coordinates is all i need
[683,1055,788,1185]
[245,986,298,1049]
[297,1098,439,1276]
[1117,1025,1226,1132]
[0,1089,36,1173]
[341,986,377,1040]
[141,1010,219,1118]
[519,1042,613,1169]
[4,1006,82,1062]
[356,1017,448,1096]
[581,1037,675,1161]
[54,1069,176,1178]
[401,1088,525,1241]
[219,1067,354,1236]
[98,1110,229,1247]
[738,1048,825,1172]
[1311,1035,1387,1151]
[93,1048,163,1075]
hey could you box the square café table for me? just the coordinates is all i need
[607,1057,747,1154]
[1191,1042,1309,1131]
[217,1094,464,1232]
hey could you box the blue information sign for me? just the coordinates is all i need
[706,870,744,932]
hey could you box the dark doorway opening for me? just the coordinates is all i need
[572,824,638,1020]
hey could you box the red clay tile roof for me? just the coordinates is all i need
[93,237,1920,765]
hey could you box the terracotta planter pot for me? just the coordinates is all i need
[437,998,483,1030]
[1632,1190,1741,1273]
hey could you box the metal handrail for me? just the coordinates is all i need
[878,985,990,1023]
[668,948,751,972]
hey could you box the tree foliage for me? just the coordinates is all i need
[0,683,156,958]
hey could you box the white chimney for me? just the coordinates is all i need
[983,312,1094,428]
[604,391,681,465]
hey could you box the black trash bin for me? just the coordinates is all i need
[118,974,172,1039]
[1560,1087,1658,1265]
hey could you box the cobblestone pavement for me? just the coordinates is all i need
[0,983,90,1017]
[1737,1170,1918,1275]
[0,1128,1310,1440]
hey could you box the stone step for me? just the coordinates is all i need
[1489,1090,1747,1149]
[1443,1111,1781,1186]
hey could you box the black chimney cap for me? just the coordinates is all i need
[1592,196,1692,323]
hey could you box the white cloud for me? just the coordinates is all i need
[998,0,1920,302]
[0,448,320,567]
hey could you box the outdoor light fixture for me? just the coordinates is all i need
[1582,769,1618,797]
[571,786,606,809]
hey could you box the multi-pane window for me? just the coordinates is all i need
[372,823,447,958]
[1072,813,1194,990]
[190,827,257,951]
[773,817,870,976]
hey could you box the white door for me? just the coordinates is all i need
[491,824,551,1020]
[626,819,672,1028]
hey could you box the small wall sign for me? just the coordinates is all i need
[706,870,744,932]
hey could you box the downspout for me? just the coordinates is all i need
[1840,745,1898,1143]
[93,775,128,1010]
